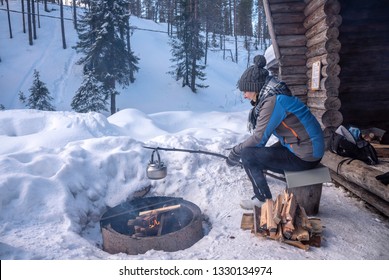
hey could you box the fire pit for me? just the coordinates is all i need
[100,196,204,255]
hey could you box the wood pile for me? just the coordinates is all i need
[241,191,323,251]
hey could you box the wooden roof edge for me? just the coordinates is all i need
[263,0,281,62]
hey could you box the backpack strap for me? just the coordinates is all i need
[336,158,355,174]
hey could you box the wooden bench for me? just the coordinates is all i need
[283,164,332,216]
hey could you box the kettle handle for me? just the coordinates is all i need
[150,148,162,165]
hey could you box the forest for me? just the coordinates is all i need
[1,0,270,114]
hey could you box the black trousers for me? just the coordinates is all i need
[240,145,321,201]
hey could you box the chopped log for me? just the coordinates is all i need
[273,194,284,225]
[266,199,278,233]
[292,226,310,242]
[269,224,284,241]
[298,205,312,232]
[138,204,181,216]
[280,191,289,224]
[285,192,297,221]
[240,213,254,230]
[282,221,295,239]
[283,240,309,251]
[260,203,268,230]
[308,218,323,235]
[308,235,322,247]
[253,205,265,236]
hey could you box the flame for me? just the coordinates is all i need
[149,217,160,228]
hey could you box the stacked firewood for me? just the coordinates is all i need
[241,191,323,250]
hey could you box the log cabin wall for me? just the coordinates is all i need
[263,0,389,217]
[304,0,342,141]
[337,0,389,133]
[264,0,389,141]
[263,0,309,102]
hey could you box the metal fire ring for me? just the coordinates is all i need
[100,196,204,255]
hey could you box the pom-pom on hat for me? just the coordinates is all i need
[238,55,269,92]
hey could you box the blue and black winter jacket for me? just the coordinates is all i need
[236,76,325,162]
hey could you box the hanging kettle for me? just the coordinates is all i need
[146,149,167,180]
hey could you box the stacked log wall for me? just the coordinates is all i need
[304,0,342,144]
[265,0,308,102]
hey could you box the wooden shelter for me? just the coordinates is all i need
[262,0,389,216]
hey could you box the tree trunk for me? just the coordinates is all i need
[31,0,37,40]
[6,0,13,39]
[73,0,78,30]
[27,0,33,45]
[60,0,67,49]
[21,0,26,33]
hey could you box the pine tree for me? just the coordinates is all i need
[169,0,207,93]
[71,70,108,113]
[25,70,55,111]
[74,0,139,115]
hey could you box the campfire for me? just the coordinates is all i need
[241,191,323,251]
[100,196,204,255]
[127,204,182,237]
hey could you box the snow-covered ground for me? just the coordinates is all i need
[1,1,388,269]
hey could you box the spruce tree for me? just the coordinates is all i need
[74,0,139,114]
[169,0,207,93]
[25,70,55,111]
[71,70,108,113]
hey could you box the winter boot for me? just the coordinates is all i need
[240,198,264,210]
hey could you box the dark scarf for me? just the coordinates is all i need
[247,76,292,132]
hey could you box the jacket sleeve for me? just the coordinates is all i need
[235,96,284,153]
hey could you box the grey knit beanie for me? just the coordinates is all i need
[238,55,269,92]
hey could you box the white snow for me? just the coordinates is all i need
[0,2,388,265]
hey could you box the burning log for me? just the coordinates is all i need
[128,204,182,237]
[246,191,323,250]
[138,204,181,216]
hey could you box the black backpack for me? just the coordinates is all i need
[330,125,379,166]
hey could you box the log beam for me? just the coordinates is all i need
[322,152,389,202]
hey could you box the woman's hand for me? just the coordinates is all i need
[226,147,241,167]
